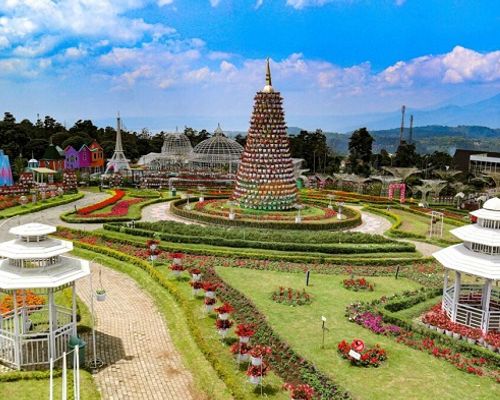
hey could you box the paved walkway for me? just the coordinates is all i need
[76,264,195,400]
[140,201,203,225]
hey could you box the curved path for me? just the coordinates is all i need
[76,264,195,400]
[140,201,203,225]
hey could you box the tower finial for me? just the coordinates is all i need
[266,58,272,87]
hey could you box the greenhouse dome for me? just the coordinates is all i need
[191,124,243,173]
[138,130,193,170]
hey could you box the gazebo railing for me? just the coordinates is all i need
[455,304,486,330]
[21,332,49,366]
[0,332,15,367]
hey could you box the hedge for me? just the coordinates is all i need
[170,197,362,231]
[71,241,351,399]
[132,220,395,244]
[83,227,425,266]
[0,193,84,220]
[60,196,178,223]
[0,369,62,382]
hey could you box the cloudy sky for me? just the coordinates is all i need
[0,0,499,131]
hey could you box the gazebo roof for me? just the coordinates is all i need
[451,224,500,247]
[470,197,500,221]
[0,256,89,289]
[9,223,56,237]
[0,238,73,259]
[433,244,500,280]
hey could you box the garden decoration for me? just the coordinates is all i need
[232,59,298,211]
[146,239,160,266]
[429,210,444,238]
[388,182,406,203]
[189,268,203,295]
[169,252,185,277]
[294,203,304,224]
[202,281,219,312]
[327,193,335,209]
[232,323,256,363]
[247,345,271,386]
[336,201,344,219]
[283,383,315,400]
[321,316,329,349]
[198,185,206,203]
[271,287,312,306]
[342,277,374,291]
[215,302,234,338]
[337,339,387,367]
[96,268,106,301]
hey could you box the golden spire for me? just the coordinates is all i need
[265,58,272,87]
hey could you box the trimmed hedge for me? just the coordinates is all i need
[84,227,425,266]
[0,193,84,220]
[170,197,362,231]
[105,224,415,255]
[0,369,63,382]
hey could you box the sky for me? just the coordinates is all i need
[0,0,499,132]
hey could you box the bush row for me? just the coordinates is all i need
[0,369,62,382]
[170,197,362,231]
[132,220,394,244]
[91,228,424,266]
[0,193,84,220]
[72,241,351,399]
[105,224,415,255]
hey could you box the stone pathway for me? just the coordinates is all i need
[76,265,195,400]
[140,201,203,225]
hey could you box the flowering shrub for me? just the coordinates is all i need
[337,340,387,367]
[283,383,315,400]
[190,268,202,275]
[249,345,272,358]
[77,189,125,215]
[271,287,312,306]
[170,263,185,272]
[0,196,18,211]
[485,332,500,348]
[202,281,219,292]
[215,319,233,330]
[342,277,374,291]
[214,302,234,314]
[79,198,142,218]
[246,363,269,377]
[204,297,216,306]
[230,341,251,355]
[190,280,204,290]
[235,323,255,338]
[0,290,45,314]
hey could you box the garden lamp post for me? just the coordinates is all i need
[198,186,206,203]
[336,201,345,220]
[227,200,237,220]
[88,258,106,371]
[294,203,304,224]
[327,194,335,210]
[185,193,193,210]
[149,241,158,266]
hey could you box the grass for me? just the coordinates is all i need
[73,248,289,400]
[389,208,459,243]
[0,370,100,400]
[0,193,83,219]
[217,267,499,400]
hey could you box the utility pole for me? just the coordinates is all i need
[409,114,414,144]
[399,105,406,145]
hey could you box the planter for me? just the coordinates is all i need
[239,336,250,344]
[205,291,215,299]
[251,356,262,366]
[452,332,461,340]
[205,304,214,312]
[248,375,262,385]
[192,273,202,281]
[172,270,181,277]
[218,328,229,338]
[218,313,229,320]
[229,212,235,220]
[478,337,485,345]
[429,325,437,331]
[467,337,476,345]
[445,329,453,337]
[192,288,201,296]
[96,292,106,302]
[487,344,495,352]
[237,353,249,362]
[437,328,445,334]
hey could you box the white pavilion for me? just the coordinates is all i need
[0,223,89,369]
[433,197,500,333]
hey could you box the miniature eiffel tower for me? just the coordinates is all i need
[104,113,131,175]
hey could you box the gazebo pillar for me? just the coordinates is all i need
[48,289,56,360]
[451,271,461,322]
[72,282,77,336]
[442,269,449,311]
[12,290,20,369]
[482,278,492,333]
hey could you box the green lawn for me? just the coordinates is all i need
[389,208,459,243]
[0,193,83,219]
[217,267,499,400]
[0,370,100,400]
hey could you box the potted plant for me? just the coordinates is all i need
[283,383,315,400]
[214,303,234,320]
[96,289,106,302]
[215,318,233,338]
[204,297,216,312]
[190,280,203,296]
[249,345,271,366]
[230,341,251,362]
[202,282,219,299]
[235,324,255,344]
[246,363,269,385]
[190,268,202,281]
[170,262,185,277]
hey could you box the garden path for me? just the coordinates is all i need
[76,264,196,400]
[349,206,442,257]
[0,190,109,241]
[140,201,203,225]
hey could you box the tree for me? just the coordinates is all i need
[184,127,209,147]
[62,136,89,150]
[394,141,419,167]
[235,133,247,147]
[348,128,373,176]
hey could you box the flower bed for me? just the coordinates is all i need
[342,277,374,291]
[0,290,45,314]
[79,198,142,218]
[77,190,125,215]
[271,287,312,306]
[337,339,387,367]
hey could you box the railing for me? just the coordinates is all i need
[54,324,74,361]
[21,334,49,366]
[0,333,15,367]
[455,303,485,330]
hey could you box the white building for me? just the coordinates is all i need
[0,223,89,369]
[433,197,500,332]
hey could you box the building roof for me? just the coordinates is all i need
[0,238,73,259]
[451,224,500,246]
[453,149,500,172]
[41,144,65,160]
[31,167,57,174]
[470,197,500,221]
[0,256,89,289]
[9,223,56,237]
[433,244,500,280]
[192,125,243,164]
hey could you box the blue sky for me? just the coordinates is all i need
[0,0,499,131]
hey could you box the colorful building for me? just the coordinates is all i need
[0,150,13,187]
[63,141,105,173]
[89,141,105,172]
[64,145,80,170]
[40,144,65,172]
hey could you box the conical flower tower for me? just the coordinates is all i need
[232,59,297,210]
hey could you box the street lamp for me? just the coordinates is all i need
[294,203,304,224]
[227,200,237,220]
[198,186,206,203]
[336,201,345,220]
[327,194,335,210]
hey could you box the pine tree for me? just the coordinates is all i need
[232,60,298,210]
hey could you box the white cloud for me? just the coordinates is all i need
[157,0,174,5]
[210,0,222,7]
[255,0,264,8]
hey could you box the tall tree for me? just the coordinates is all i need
[348,127,373,176]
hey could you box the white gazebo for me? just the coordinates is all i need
[433,197,500,333]
[0,223,89,369]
